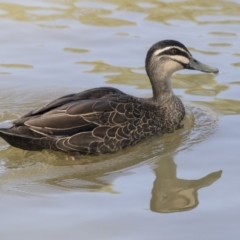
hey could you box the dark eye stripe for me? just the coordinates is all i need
[156,49,190,59]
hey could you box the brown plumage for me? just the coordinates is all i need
[0,40,218,154]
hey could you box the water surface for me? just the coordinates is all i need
[0,0,240,239]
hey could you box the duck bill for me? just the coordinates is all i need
[186,57,219,74]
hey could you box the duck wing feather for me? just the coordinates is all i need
[0,87,159,153]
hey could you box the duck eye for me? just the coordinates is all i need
[171,49,177,54]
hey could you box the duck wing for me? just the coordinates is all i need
[21,87,124,118]
[0,87,156,153]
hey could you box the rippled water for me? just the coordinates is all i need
[0,0,240,239]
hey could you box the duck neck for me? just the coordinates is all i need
[147,65,174,103]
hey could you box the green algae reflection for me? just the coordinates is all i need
[1,0,240,26]
[77,60,149,89]
[194,99,240,115]
[172,74,228,97]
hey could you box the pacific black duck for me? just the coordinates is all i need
[0,40,218,154]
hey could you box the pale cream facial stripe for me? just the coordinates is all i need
[169,55,189,64]
[153,46,191,57]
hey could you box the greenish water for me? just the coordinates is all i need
[0,0,240,239]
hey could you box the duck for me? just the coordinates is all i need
[0,40,218,154]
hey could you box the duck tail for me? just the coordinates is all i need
[0,120,14,129]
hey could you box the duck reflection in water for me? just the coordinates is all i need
[0,107,222,213]
[150,156,222,213]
